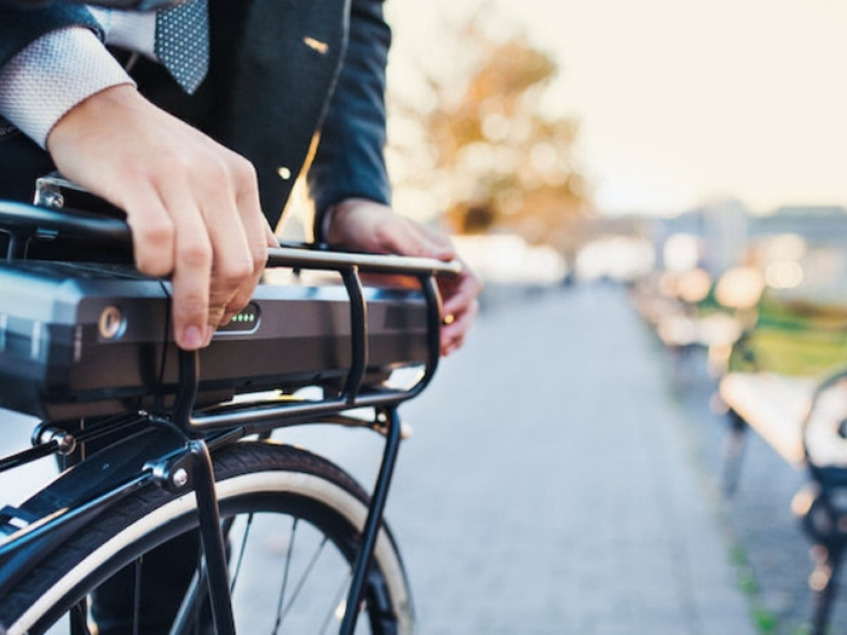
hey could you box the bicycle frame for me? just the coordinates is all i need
[0,200,458,634]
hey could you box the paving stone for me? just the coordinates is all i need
[387,285,756,633]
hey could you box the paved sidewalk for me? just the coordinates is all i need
[375,284,752,634]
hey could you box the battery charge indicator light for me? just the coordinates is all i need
[220,302,261,333]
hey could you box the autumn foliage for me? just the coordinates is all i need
[389,18,591,255]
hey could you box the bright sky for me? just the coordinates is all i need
[386,0,847,216]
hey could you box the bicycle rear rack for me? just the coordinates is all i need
[170,249,451,635]
[0,200,458,634]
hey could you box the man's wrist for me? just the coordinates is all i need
[319,204,338,244]
[321,198,384,245]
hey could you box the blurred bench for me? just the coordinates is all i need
[631,271,742,376]
[720,372,812,467]
[719,295,847,635]
[656,311,740,371]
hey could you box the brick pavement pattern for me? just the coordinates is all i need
[387,285,756,634]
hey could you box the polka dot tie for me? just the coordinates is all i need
[154,0,210,94]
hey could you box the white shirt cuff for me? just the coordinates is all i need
[0,26,136,149]
[89,8,158,61]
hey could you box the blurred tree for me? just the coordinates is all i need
[387,16,591,258]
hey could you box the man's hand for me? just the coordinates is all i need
[47,85,276,350]
[325,198,481,356]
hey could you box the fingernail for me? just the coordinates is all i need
[180,325,204,350]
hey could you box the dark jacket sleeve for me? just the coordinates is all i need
[307,0,391,242]
[0,4,101,69]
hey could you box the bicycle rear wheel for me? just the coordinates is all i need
[0,441,414,634]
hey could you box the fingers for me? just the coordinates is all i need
[220,161,274,326]
[441,297,479,356]
[135,145,264,349]
[121,188,176,279]
[441,265,482,318]
[119,176,213,350]
[46,87,269,351]
[368,212,455,261]
[324,198,483,357]
[384,219,454,260]
[439,265,483,356]
[169,204,213,349]
[326,199,455,260]
[415,221,455,259]
[366,213,452,259]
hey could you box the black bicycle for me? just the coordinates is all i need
[0,188,457,634]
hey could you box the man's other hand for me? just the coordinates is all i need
[325,198,481,356]
[47,85,277,350]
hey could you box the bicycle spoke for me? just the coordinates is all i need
[272,516,298,634]
[277,535,330,624]
[193,545,209,635]
[229,513,254,593]
[319,571,353,635]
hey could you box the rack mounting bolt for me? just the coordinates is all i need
[34,187,64,209]
[171,468,189,489]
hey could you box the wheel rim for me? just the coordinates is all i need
[12,471,412,635]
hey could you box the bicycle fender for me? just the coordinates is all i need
[0,425,188,603]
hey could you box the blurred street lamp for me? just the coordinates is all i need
[715,266,765,310]
[677,268,712,304]
[663,233,701,272]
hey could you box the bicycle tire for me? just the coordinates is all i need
[0,441,414,634]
